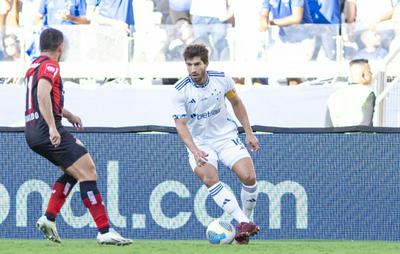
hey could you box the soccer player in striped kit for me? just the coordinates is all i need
[24,27,131,245]
[172,44,260,244]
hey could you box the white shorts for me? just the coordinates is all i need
[188,137,251,170]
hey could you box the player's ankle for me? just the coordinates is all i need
[99,227,110,234]
[45,213,56,222]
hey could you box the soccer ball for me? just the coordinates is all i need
[206,219,236,244]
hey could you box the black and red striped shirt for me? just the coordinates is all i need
[24,56,63,126]
[24,56,64,145]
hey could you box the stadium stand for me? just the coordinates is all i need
[0,0,399,126]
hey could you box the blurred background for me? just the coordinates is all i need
[0,0,399,127]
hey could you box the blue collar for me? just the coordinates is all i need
[190,75,209,88]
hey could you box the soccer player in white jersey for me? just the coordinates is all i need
[172,44,260,244]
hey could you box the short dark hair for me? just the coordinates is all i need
[183,44,209,65]
[40,28,64,52]
[350,58,368,66]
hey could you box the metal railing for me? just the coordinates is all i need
[0,23,398,79]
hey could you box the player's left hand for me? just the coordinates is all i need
[246,133,259,152]
[67,115,84,131]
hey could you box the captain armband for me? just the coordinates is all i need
[225,89,237,99]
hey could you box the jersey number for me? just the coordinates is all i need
[25,77,33,111]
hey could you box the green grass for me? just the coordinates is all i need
[1,240,400,254]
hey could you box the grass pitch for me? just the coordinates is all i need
[1,240,400,254]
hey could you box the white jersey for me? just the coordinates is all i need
[172,71,238,145]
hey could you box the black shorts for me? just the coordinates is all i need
[29,127,88,169]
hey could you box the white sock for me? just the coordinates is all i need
[241,182,258,220]
[208,182,249,223]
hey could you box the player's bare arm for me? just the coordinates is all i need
[62,108,83,131]
[226,89,260,152]
[37,78,60,147]
[174,118,208,167]
[86,5,131,34]
[344,0,357,23]
[259,9,270,32]
[270,7,304,26]
[57,12,90,24]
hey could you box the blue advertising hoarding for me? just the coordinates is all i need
[0,131,399,240]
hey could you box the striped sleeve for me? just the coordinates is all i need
[37,60,59,85]
[172,82,188,120]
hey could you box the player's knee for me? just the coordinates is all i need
[203,176,219,188]
[86,162,98,180]
[241,171,256,186]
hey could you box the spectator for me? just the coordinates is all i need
[1,32,22,85]
[161,18,194,85]
[169,0,191,24]
[36,0,89,26]
[25,27,43,60]
[343,0,394,48]
[308,0,341,61]
[0,0,11,30]
[0,0,12,55]
[287,77,302,86]
[343,0,395,58]
[259,0,313,39]
[190,0,233,61]
[87,0,135,34]
[162,0,192,68]
[27,0,90,60]
[2,32,21,61]
[385,1,400,58]
[344,0,394,26]
[153,0,171,24]
[352,29,388,60]
[259,0,314,61]
[0,0,18,29]
[19,0,40,27]
[308,0,341,24]
[1,32,22,84]
[326,59,375,127]
[231,0,261,61]
[166,19,194,60]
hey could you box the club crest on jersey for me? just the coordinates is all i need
[45,64,59,78]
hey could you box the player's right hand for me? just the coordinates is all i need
[194,150,208,167]
[49,127,61,147]
[67,114,84,131]
[246,133,260,152]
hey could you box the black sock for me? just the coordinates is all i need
[99,227,110,234]
[45,212,56,222]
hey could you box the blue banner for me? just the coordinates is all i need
[0,131,399,240]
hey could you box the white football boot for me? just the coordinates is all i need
[97,228,133,246]
[36,216,61,243]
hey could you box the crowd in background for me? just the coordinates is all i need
[0,0,400,85]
